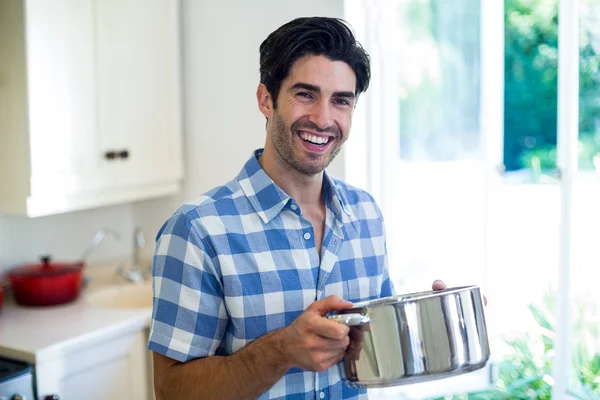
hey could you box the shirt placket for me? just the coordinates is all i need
[315,210,343,399]
[316,210,344,294]
[293,200,344,399]
[316,371,329,399]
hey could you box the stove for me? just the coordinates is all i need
[0,356,35,400]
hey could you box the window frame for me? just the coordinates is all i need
[344,0,583,398]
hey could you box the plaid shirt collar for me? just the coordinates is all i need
[237,149,354,224]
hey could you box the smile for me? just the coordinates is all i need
[297,131,332,146]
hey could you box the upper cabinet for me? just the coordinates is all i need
[0,0,183,217]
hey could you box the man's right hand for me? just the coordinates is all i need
[279,295,353,372]
[153,295,353,400]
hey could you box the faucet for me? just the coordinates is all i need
[116,227,149,283]
[80,228,121,260]
[80,228,121,288]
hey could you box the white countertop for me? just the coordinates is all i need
[0,261,152,364]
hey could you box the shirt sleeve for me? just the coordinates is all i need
[148,211,228,362]
[380,257,396,297]
[375,202,396,298]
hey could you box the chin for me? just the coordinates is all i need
[296,161,329,176]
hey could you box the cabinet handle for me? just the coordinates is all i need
[104,150,129,160]
[43,395,60,400]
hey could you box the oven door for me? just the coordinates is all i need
[0,357,36,400]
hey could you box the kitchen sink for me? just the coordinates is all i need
[85,282,153,309]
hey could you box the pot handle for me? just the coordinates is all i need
[327,313,370,326]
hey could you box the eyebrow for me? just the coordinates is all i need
[288,82,355,99]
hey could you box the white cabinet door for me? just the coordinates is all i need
[36,332,149,400]
[0,0,183,217]
[95,0,183,189]
[25,0,115,197]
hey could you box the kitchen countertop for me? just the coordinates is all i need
[0,261,495,399]
[0,261,152,364]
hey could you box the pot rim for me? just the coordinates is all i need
[347,284,480,310]
[7,259,84,280]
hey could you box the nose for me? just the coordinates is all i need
[309,99,334,130]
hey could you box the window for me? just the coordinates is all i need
[345,0,493,397]
[345,0,600,399]
[568,0,600,398]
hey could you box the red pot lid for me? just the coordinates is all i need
[8,256,83,279]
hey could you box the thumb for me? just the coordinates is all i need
[309,295,353,316]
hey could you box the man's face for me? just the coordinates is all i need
[265,55,356,176]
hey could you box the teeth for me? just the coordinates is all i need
[300,132,330,145]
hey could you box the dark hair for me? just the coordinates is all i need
[259,17,371,108]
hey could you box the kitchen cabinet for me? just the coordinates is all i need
[35,330,149,400]
[0,0,183,217]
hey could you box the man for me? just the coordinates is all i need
[149,17,447,399]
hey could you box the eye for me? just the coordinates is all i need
[297,92,313,99]
[333,98,351,106]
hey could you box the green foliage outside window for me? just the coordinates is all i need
[504,0,600,173]
[429,289,600,400]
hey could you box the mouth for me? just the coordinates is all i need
[296,131,334,152]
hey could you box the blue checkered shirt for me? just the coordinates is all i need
[149,149,393,400]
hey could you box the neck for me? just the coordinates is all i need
[259,146,324,208]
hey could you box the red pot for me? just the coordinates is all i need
[7,256,84,306]
[0,283,4,312]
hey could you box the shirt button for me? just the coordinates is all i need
[290,204,298,210]
[303,232,311,240]
[319,391,325,399]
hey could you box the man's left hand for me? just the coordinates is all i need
[432,280,487,306]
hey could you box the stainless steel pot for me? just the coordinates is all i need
[328,285,490,388]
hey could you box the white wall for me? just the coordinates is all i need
[179,0,346,200]
[0,205,134,271]
[134,0,346,259]
[0,0,346,271]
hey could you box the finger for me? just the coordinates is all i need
[347,340,363,356]
[324,350,346,366]
[323,337,350,351]
[348,327,365,342]
[307,335,349,351]
[309,295,353,316]
[308,316,350,339]
[432,280,447,291]
[346,346,361,361]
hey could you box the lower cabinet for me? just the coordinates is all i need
[35,331,149,400]
[146,328,156,400]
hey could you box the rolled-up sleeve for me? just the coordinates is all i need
[380,261,395,297]
[148,212,228,362]
[375,203,395,298]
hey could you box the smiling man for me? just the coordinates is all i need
[148,17,444,400]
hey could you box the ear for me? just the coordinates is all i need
[256,83,273,120]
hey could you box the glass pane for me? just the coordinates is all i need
[397,0,481,162]
[428,1,562,399]
[479,2,561,399]
[569,1,600,398]
[392,0,484,307]
[569,189,600,400]
[504,0,559,184]
[578,0,600,173]
[374,1,490,398]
